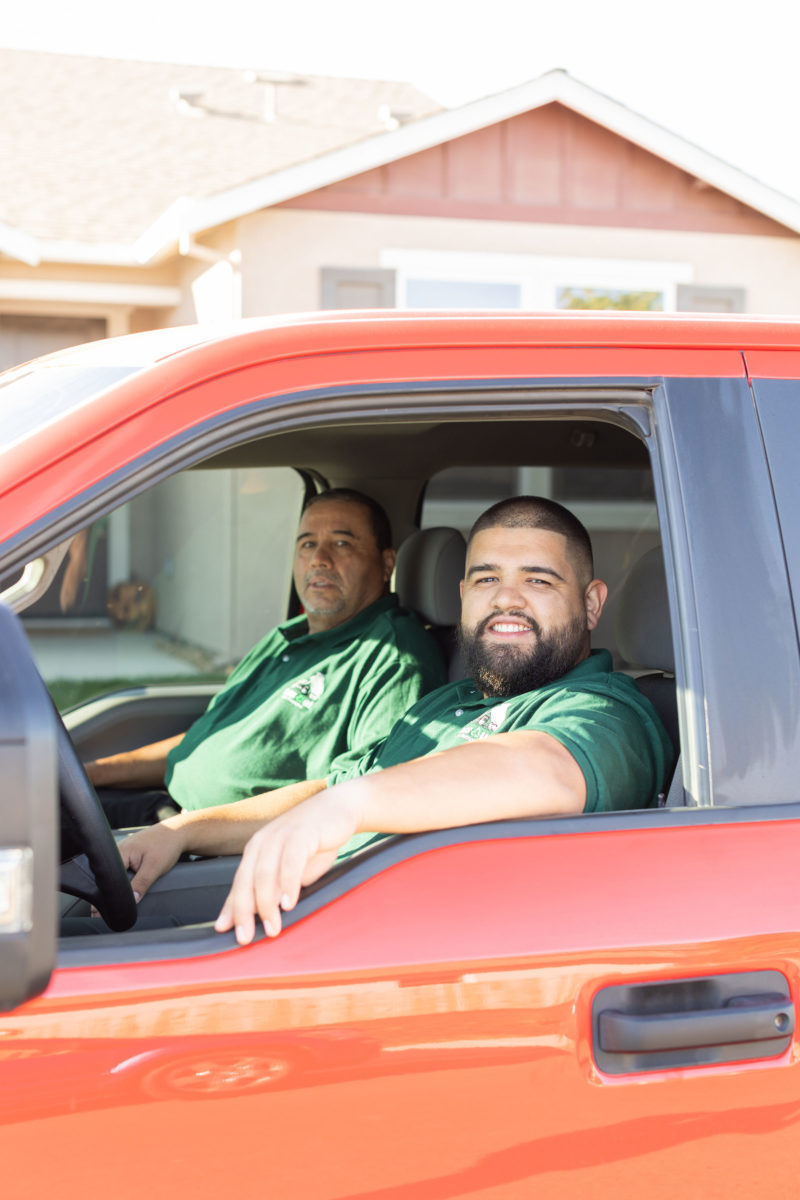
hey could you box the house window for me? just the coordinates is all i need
[404,279,522,309]
[384,250,692,313]
[557,287,663,312]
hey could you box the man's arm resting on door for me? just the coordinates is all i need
[216,731,585,943]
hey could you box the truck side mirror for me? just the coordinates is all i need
[0,604,57,1011]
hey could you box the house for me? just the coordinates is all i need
[4,50,799,671]
[4,49,800,365]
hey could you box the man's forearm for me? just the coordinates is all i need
[340,730,586,836]
[162,779,329,857]
[118,779,331,900]
[85,735,184,789]
[215,732,587,945]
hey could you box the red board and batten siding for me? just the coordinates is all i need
[282,102,794,237]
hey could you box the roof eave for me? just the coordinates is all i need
[552,73,800,235]
[1,229,146,268]
[0,222,42,267]
[9,70,800,267]
[131,70,800,263]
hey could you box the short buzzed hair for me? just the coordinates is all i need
[468,496,594,583]
[302,488,393,553]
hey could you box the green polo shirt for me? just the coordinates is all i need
[165,594,445,811]
[330,650,673,848]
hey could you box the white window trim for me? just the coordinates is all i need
[381,249,693,312]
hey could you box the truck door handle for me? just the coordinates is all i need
[592,971,795,1074]
[599,994,793,1053]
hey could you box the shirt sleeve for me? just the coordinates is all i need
[505,686,672,812]
[325,650,437,784]
[324,610,444,785]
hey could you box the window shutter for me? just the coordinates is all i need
[676,285,746,313]
[320,267,396,309]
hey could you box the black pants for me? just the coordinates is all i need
[98,787,181,830]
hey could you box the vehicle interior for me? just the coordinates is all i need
[10,395,678,962]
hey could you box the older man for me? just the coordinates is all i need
[87,488,446,828]
[119,495,672,931]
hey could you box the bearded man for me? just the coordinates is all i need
[118,495,673,938]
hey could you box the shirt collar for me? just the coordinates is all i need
[278,593,399,647]
[454,648,613,705]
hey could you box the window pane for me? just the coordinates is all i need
[23,466,304,710]
[405,279,522,309]
[553,466,655,502]
[557,287,663,311]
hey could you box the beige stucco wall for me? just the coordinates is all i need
[0,231,243,344]
[236,207,800,316]
[5,202,798,339]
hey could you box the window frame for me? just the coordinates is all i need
[381,248,694,312]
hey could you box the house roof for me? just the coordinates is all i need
[3,53,800,268]
[0,48,439,262]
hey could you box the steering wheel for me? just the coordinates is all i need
[56,709,138,932]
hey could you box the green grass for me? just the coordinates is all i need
[49,674,227,713]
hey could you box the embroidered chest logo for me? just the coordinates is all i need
[458,702,510,741]
[282,672,326,711]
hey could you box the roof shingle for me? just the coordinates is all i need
[0,49,439,244]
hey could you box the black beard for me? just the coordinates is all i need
[458,611,588,698]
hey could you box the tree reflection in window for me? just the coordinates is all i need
[558,287,663,311]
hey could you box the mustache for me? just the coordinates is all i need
[473,609,541,638]
[303,570,343,588]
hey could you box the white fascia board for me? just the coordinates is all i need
[553,74,800,235]
[34,241,142,266]
[0,278,181,307]
[0,223,41,267]
[134,75,573,260]
[1,238,142,266]
[133,198,197,265]
[4,228,180,270]
[117,69,800,262]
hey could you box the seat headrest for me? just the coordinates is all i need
[395,526,466,626]
[615,546,674,673]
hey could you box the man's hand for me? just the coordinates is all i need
[214,732,587,946]
[215,786,363,946]
[118,822,187,900]
[113,780,331,910]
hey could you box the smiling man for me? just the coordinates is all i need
[85,489,446,829]
[118,496,672,934]
[457,503,600,698]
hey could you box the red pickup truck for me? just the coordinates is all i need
[1,311,799,1198]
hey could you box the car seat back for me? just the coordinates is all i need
[616,545,680,802]
[395,526,466,679]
